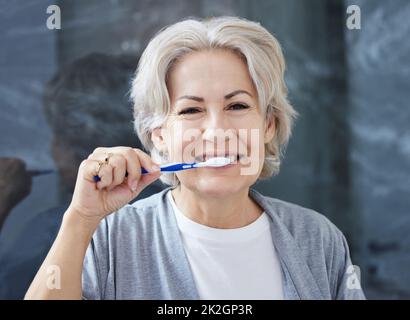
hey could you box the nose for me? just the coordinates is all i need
[202,128,231,145]
[201,109,236,145]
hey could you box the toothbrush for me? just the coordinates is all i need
[93,157,232,182]
[140,157,232,174]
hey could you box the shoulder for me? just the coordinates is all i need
[253,190,362,298]
[251,189,348,265]
[253,190,345,241]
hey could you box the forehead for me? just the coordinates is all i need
[167,49,256,99]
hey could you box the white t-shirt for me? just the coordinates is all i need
[167,191,284,300]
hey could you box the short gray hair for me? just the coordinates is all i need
[131,16,297,185]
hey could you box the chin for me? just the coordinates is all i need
[192,175,248,197]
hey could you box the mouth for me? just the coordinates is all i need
[194,152,245,163]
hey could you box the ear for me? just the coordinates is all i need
[151,127,167,152]
[264,114,276,143]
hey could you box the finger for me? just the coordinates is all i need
[89,147,160,191]
[80,159,113,190]
[80,159,100,183]
[95,163,114,190]
[89,150,128,189]
[87,153,117,190]
[133,148,160,173]
[90,147,141,191]
[133,148,161,185]
[121,148,143,190]
[128,169,162,197]
[89,146,134,158]
[105,154,127,190]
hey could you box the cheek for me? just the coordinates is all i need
[239,125,266,176]
[164,122,200,162]
[241,126,265,154]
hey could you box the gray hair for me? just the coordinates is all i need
[131,16,297,185]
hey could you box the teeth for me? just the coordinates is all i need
[197,154,243,162]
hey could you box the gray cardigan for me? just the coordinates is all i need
[82,187,366,300]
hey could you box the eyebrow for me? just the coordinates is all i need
[176,90,253,102]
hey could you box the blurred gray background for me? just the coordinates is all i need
[0,0,409,299]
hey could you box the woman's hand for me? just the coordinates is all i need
[25,146,161,300]
[67,146,162,226]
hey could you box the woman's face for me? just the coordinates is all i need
[154,49,275,197]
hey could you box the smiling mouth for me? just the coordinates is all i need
[194,153,244,163]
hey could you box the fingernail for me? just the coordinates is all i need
[131,181,138,192]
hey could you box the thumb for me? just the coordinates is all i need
[133,171,162,195]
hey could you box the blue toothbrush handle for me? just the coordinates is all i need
[93,162,198,182]
[94,163,197,182]
[141,162,196,174]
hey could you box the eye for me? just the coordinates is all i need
[227,103,250,110]
[177,107,202,115]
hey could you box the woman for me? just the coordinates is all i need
[26,16,365,300]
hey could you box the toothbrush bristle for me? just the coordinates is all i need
[203,157,232,167]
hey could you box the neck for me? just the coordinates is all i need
[171,185,263,229]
